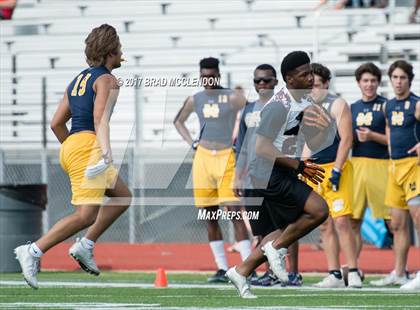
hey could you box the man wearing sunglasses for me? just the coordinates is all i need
[234,64,302,287]
[174,57,249,283]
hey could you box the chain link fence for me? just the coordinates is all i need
[0,147,321,244]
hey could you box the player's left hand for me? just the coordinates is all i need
[297,159,325,185]
[328,168,341,192]
[408,143,420,166]
[356,127,371,142]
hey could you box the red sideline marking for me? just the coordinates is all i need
[42,243,420,273]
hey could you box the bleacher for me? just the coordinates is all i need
[1,0,419,149]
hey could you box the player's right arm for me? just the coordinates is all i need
[93,74,119,162]
[51,89,71,144]
[173,96,195,147]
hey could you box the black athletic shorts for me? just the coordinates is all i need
[244,189,277,237]
[250,166,313,228]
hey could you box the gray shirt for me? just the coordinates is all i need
[193,87,236,146]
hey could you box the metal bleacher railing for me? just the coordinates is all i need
[0,0,419,243]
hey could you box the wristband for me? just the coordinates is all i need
[332,167,341,174]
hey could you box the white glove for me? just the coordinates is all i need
[85,158,110,179]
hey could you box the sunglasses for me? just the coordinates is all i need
[254,77,275,84]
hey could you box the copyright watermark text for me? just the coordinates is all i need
[197,209,259,221]
[117,76,221,88]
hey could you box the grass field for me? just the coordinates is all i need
[0,271,419,309]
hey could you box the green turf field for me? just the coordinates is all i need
[0,272,419,309]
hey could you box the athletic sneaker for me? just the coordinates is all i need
[347,271,362,288]
[313,274,345,288]
[285,272,303,287]
[261,241,288,283]
[14,244,40,289]
[69,238,100,276]
[248,271,259,282]
[251,271,281,287]
[370,270,409,286]
[207,269,228,283]
[400,272,420,290]
[226,267,257,299]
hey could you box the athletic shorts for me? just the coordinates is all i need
[385,157,420,210]
[308,160,353,218]
[244,189,277,237]
[250,167,313,227]
[192,145,239,207]
[59,132,118,206]
[351,157,390,220]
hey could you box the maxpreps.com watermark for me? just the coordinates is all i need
[117,76,221,88]
[197,209,259,221]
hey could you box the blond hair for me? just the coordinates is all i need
[85,24,120,67]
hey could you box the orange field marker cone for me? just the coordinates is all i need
[154,267,168,287]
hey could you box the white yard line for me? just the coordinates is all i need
[0,304,419,310]
[1,280,419,294]
[0,303,160,309]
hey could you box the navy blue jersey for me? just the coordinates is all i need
[193,87,236,146]
[351,95,388,159]
[67,66,111,134]
[385,92,420,159]
[312,93,340,165]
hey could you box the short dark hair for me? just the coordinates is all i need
[255,64,277,78]
[280,51,310,82]
[388,60,414,83]
[355,62,382,83]
[311,63,331,83]
[199,57,219,71]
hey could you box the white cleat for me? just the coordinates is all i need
[261,241,289,283]
[370,270,409,287]
[69,238,100,276]
[347,271,362,288]
[313,274,345,288]
[226,267,257,299]
[400,272,420,291]
[14,244,40,289]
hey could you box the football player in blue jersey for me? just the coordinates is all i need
[14,24,132,289]
[350,63,390,263]
[371,60,420,290]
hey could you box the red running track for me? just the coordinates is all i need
[41,243,420,273]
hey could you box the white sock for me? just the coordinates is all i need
[29,243,43,258]
[209,240,228,271]
[237,239,252,261]
[80,237,95,250]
